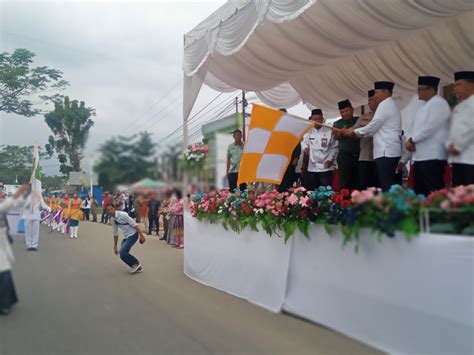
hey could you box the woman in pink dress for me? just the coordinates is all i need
[171,191,184,249]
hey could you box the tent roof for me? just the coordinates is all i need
[183,0,474,118]
[131,178,164,188]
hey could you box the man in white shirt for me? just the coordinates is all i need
[356,90,379,189]
[447,71,474,186]
[342,81,402,191]
[22,186,51,251]
[107,204,146,274]
[405,76,450,195]
[301,109,338,191]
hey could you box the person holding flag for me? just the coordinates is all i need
[22,145,51,251]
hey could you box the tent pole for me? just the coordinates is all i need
[242,90,246,141]
[183,115,189,198]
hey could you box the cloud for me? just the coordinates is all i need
[1,1,226,163]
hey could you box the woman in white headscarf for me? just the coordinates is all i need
[0,184,29,315]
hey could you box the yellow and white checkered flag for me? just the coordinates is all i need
[238,104,315,185]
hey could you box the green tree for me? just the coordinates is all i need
[0,48,68,117]
[42,175,67,191]
[44,96,95,175]
[94,132,157,191]
[158,144,182,182]
[0,145,48,184]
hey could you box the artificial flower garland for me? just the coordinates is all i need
[190,185,474,247]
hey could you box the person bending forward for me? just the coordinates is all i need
[107,204,146,274]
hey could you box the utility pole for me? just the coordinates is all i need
[242,90,247,141]
[89,159,93,198]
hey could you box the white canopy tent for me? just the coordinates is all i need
[183,0,474,133]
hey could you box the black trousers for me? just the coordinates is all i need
[228,172,247,192]
[337,152,359,190]
[375,157,402,192]
[0,270,18,311]
[148,216,159,235]
[84,209,90,221]
[413,160,446,196]
[101,210,109,224]
[358,160,379,190]
[452,163,474,187]
[278,165,297,192]
[304,171,333,191]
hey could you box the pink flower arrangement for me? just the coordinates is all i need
[190,185,474,239]
[183,142,209,166]
[422,185,474,209]
[351,187,382,205]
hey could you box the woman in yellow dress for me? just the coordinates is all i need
[59,193,71,234]
[68,193,83,238]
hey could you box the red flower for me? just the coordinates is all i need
[341,200,351,209]
[332,194,343,204]
[340,189,350,197]
[298,209,308,218]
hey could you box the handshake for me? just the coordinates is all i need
[335,127,358,138]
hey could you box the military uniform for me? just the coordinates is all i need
[333,116,360,189]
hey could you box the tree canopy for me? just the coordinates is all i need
[0,48,68,117]
[44,96,95,175]
[0,145,36,184]
[94,132,157,191]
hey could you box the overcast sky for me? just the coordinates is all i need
[0,0,312,175]
[0,0,234,172]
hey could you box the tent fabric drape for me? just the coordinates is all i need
[183,0,474,119]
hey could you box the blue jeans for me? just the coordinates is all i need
[120,233,139,267]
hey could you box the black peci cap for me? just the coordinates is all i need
[311,108,323,116]
[454,71,474,82]
[337,99,352,110]
[418,76,440,88]
[374,81,395,90]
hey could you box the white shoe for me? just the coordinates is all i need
[130,264,143,274]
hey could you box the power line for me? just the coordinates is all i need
[160,92,225,142]
[180,102,236,144]
[169,99,236,144]
[122,79,183,133]
[162,99,232,145]
[141,98,183,132]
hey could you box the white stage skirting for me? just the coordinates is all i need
[184,213,291,312]
[185,213,474,354]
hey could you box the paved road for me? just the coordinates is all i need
[0,221,382,355]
